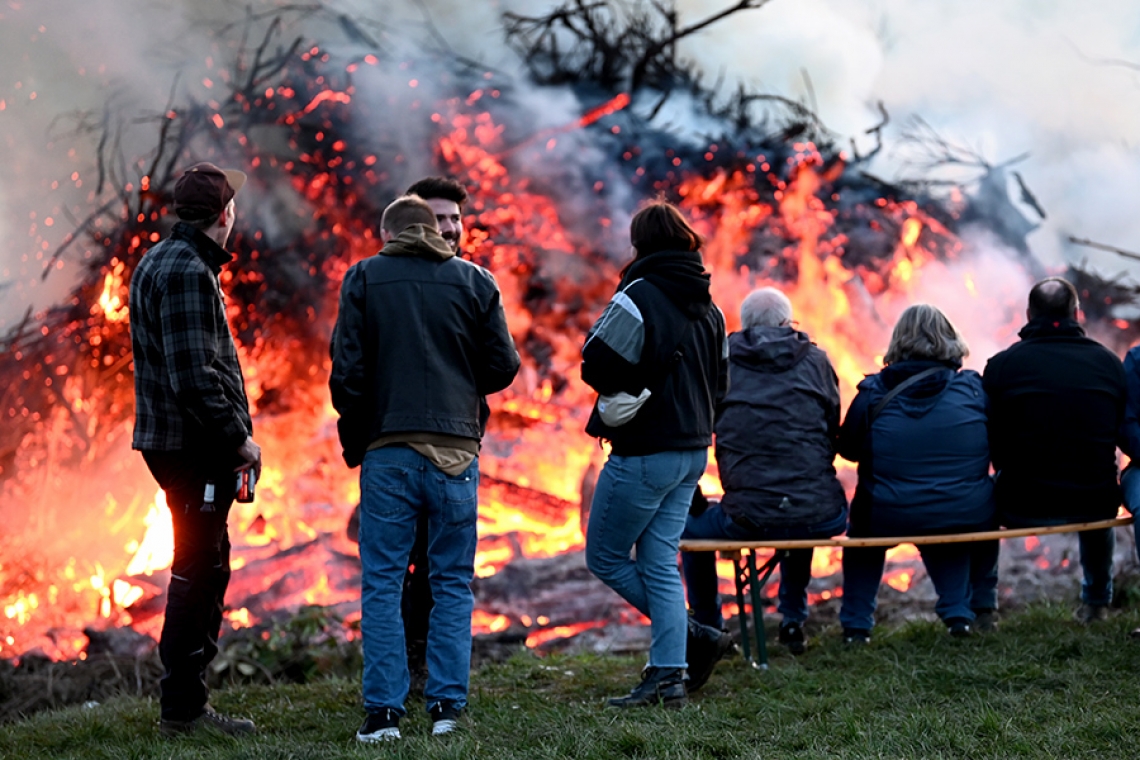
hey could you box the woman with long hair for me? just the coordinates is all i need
[838,304,996,642]
[581,201,728,708]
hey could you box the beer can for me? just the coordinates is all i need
[236,468,256,503]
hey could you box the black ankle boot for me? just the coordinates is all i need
[686,617,733,693]
[606,667,687,708]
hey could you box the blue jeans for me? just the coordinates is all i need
[840,543,975,631]
[359,447,479,717]
[1001,512,1115,607]
[681,503,847,628]
[585,449,707,670]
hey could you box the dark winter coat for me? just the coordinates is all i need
[329,224,521,468]
[983,317,1126,523]
[714,326,847,528]
[582,249,727,456]
[838,361,995,537]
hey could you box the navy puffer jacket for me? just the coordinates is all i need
[838,360,995,537]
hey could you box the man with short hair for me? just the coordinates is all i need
[405,176,467,253]
[129,161,260,736]
[681,287,847,664]
[983,277,1127,623]
[331,194,519,742]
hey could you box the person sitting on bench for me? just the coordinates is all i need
[982,277,1126,624]
[838,304,994,642]
[681,287,847,656]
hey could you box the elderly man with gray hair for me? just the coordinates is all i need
[681,287,847,659]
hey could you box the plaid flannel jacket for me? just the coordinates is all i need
[129,222,252,452]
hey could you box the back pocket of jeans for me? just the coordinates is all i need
[441,476,478,526]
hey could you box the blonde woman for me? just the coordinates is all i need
[837,304,995,642]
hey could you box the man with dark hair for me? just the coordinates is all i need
[129,161,260,736]
[982,277,1126,624]
[405,176,468,253]
[331,194,519,742]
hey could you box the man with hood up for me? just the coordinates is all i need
[681,287,847,656]
[330,194,519,742]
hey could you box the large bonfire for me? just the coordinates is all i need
[0,0,1118,666]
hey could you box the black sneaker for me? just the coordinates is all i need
[946,618,972,638]
[160,705,255,737]
[429,701,462,736]
[842,628,871,645]
[357,708,401,743]
[778,622,806,655]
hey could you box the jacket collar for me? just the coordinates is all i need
[171,221,234,274]
[1018,316,1085,341]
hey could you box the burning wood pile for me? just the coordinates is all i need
[1,0,1136,709]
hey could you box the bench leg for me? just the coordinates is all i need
[731,551,753,664]
[748,550,783,670]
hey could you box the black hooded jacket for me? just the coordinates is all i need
[581,250,727,456]
[715,326,847,528]
[983,317,1126,523]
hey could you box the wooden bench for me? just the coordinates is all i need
[679,516,1135,669]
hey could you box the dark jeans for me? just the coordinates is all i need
[841,543,976,631]
[1000,513,1115,607]
[142,450,237,721]
[403,512,432,669]
[681,503,848,628]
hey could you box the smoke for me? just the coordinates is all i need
[675,0,1140,279]
[4,0,1140,333]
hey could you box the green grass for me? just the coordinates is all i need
[4,602,1140,759]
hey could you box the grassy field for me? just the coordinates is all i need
[4,601,1140,759]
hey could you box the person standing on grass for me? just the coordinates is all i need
[343,176,472,694]
[129,162,260,737]
[983,277,1126,625]
[330,194,519,742]
[582,201,728,708]
[682,287,847,660]
[838,304,995,643]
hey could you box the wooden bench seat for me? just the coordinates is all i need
[678,516,1135,668]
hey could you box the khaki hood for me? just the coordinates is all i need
[381,224,455,260]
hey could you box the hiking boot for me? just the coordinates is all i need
[357,708,401,743]
[429,701,462,736]
[842,628,871,646]
[160,705,255,737]
[606,667,687,709]
[1074,604,1110,624]
[973,609,999,633]
[778,621,806,655]
[685,617,733,693]
[946,618,972,638]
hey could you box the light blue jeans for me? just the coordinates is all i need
[585,449,707,669]
[359,446,479,717]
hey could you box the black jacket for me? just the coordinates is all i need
[715,326,846,528]
[329,225,520,467]
[983,317,1126,523]
[581,249,727,456]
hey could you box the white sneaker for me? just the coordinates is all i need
[357,708,401,742]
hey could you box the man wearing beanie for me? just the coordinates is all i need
[129,161,261,737]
